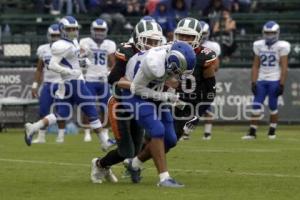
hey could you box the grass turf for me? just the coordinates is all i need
[0,125,300,200]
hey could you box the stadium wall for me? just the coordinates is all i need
[0,68,300,125]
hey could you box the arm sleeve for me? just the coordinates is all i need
[108,59,127,85]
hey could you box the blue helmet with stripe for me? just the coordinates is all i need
[47,23,60,43]
[263,21,280,46]
[199,21,210,43]
[140,15,155,22]
[166,41,196,76]
[91,18,108,43]
[59,16,79,40]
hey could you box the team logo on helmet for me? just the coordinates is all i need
[166,41,196,76]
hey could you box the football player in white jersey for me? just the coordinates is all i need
[31,23,65,144]
[79,18,116,144]
[25,16,117,156]
[122,42,196,187]
[242,21,290,140]
[199,20,221,140]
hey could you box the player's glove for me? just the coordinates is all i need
[251,82,256,95]
[277,84,284,96]
[79,57,87,68]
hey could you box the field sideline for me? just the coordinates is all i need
[0,125,300,200]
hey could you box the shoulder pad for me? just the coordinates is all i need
[115,43,135,61]
[51,40,72,56]
[141,50,165,78]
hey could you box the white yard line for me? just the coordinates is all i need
[1,158,300,179]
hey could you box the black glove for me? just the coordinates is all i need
[251,82,257,95]
[277,84,284,96]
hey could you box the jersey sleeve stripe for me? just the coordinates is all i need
[115,51,127,61]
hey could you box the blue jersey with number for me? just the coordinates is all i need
[253,39,290,81]
[80,37,116,81]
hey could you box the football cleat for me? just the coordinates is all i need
[157,178,184,188]
[24,123,35,146]
[268,134,276,140]
[124,159,141,183]
[32,138,46,144]
[101,138,116,152]
[84,132,92,142]
[241,134,256,140]
[202,133,212,140]
[183,116,199,134]
[90,158,118,184]
[179,133,190,141]
[56,135,64,143]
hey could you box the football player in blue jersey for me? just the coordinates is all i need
[24,16,115,152]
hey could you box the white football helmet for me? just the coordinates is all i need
[59,16,79,40]
[47,23,60,43]
[174,17,203,48]
[91,18,108,43]
[133,20,164,51]
[262,21,280,46]
[199,21,210,43]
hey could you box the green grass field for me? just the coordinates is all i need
[0,125,300,200]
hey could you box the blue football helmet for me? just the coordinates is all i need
[166,41,196,76]
[91,18,108,43]
[199,21,210,43]
[263,21,280,46]
[140,15,155,22]
[47,23,60,43]
[59,16,79,40]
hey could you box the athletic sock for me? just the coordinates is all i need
[97,132,107,144]
[249,125,257,136]
[58,129,64,138]
[99,149,125,168]
[159,171,170,182]
[84,129,91,136]
[268,123,277,135]
[204,124,212,135]
[101,128,109,140]
[32,120,45,132]
[132,157,143,170]
[37,129,46,140]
